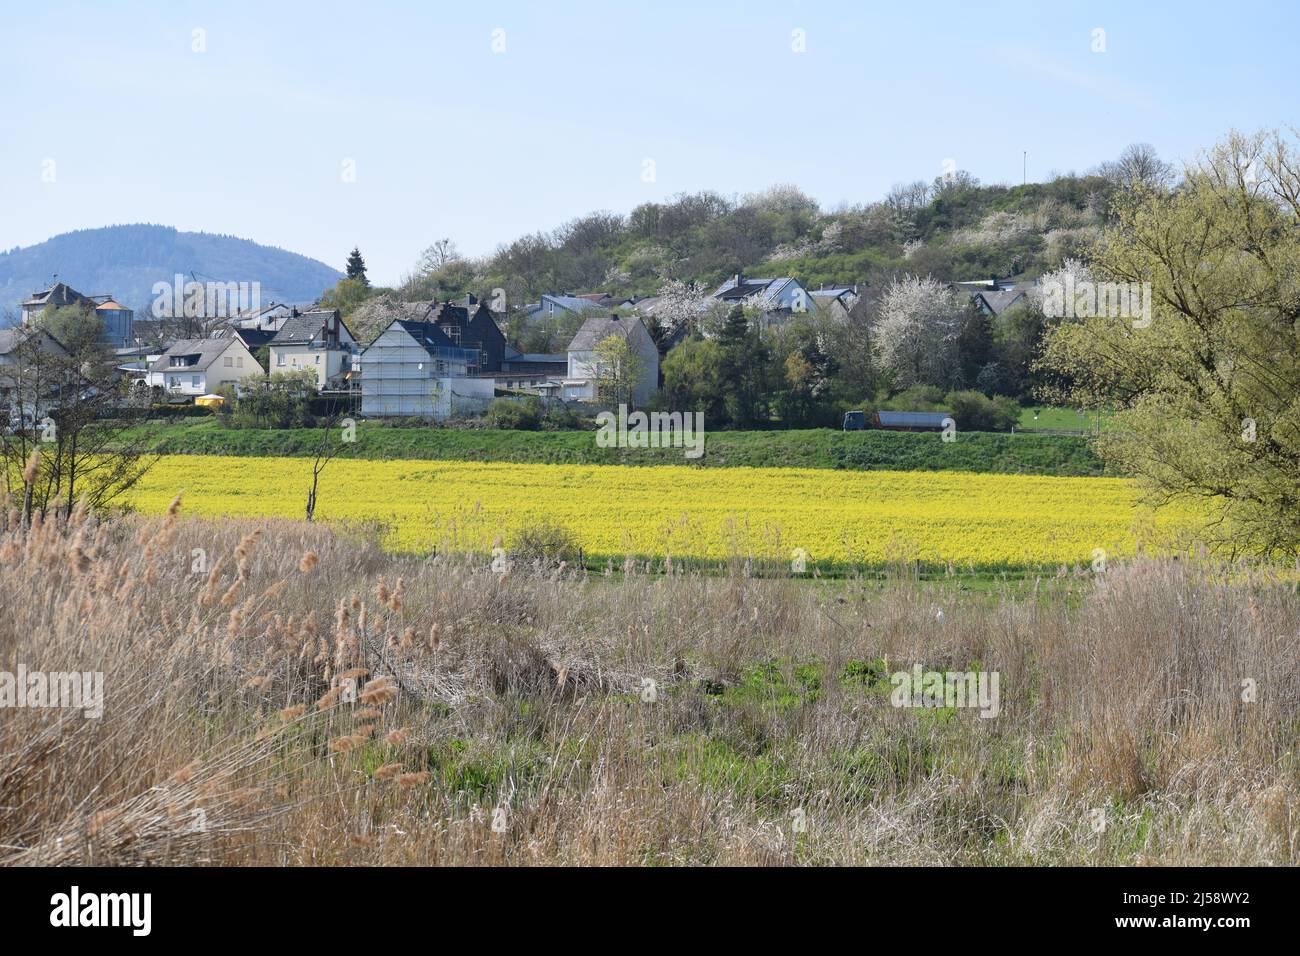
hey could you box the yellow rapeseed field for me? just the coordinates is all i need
[121,455,1193,568]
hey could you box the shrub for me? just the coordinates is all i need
[508,521,581,568]
[944,390,1021,432]
[222,371,319,429]
[489,397,543,430]
[879,385,945,411]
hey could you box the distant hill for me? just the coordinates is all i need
[0,224,342,320]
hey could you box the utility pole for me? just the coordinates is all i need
[1023,151,1027,186]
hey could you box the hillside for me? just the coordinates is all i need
[0,224,342,317]
[402,166,1132,304]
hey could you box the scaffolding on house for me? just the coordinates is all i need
[359,339,479,418]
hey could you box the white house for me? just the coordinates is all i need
[267,309,358,389]
[359,319,493,419]
[562,314,659,407]
[146,337,261,396]
[710,273,819,329]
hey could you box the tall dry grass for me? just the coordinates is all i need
[0,500,1296,865]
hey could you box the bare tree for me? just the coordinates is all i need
[1,307,159,523]
[1097,143,1177,192]
[417,238,462,274]
[305,414,351,522]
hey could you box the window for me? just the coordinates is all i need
[191,375,200,387]
[315,355,320,364]
[277,354,285,366]
[169,376,179,388]
[236,357,244,368]
[224,356,233,367]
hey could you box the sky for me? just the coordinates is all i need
[2,0,1297,285]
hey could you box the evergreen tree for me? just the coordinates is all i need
[345,247,369,287]
[716,306,769,427]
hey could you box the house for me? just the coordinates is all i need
[970,288,1028,316]
[562,315,659,406]
[488,347,568,394]
[873,410,952,432]
[0,326,71,425]
[428,298,508,373]
[19,281,135,349]
[230,302,297,332]
[709,273,817,329]
[522,294,604,325]
[146,337,261,397]
[359,319,494,419]
[267,309,358,388]
[951,276,1029,316]
[210,322,277,354]
[808,284,862,322]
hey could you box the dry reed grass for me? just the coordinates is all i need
[0,500,1296,865]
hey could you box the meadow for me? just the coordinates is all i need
[121,454,1189,570]
[1,506,1295,866]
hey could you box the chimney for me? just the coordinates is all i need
[734,273,742,286]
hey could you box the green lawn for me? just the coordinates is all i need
[117,418,1108,477]
[1017,406,1105,432]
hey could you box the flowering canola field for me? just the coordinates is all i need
[121,455,1195,569]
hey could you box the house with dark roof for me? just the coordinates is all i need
[709,273,817,329]
[485,346,569,394]
[951,276,1031,316]
[358,319,493,419]
[19,281,135,349]
[145,337,261,396]
[210,322,276,352]
[428,298,508,373]
[562,315,659,406]
[267,309,358,388]
[971,288,1028,316]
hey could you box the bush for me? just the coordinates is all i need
[221,371,318,429]
[943,390,1021,432]
[878,385,945,411]
[489,397,543,430]
[508,521,581,568]
[541,402,582,431]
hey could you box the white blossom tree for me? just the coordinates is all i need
[874,275,963,389]
[1026,258,1094,317]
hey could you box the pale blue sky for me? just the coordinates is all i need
[2,0,1295,284]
